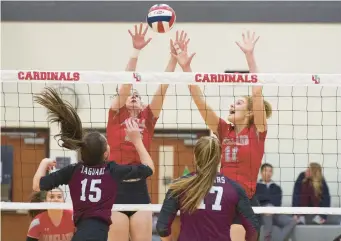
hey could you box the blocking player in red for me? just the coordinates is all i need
[32,87,155,241]
[107,24,190,241]
[26,188,74,241]
[173,31,272,241]
[156,136,260,241]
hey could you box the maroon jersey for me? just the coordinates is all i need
[156,174,260,241]
[39,162,153,226]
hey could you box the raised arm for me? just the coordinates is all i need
[111,23,152,111]
[149,31,189,117]
[237,31,267,132]
[126,117,155,173]
[110,118,155,180]
[171,40,220,133]
[33,158,75,191]
[188,85,220,133]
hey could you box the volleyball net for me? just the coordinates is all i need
[1,70,341,217]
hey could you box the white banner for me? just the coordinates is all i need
[1,70,341,86]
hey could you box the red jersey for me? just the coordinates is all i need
[107,105,157,165]
[27,210,74,241]
[216,118,267,198]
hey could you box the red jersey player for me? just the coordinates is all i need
[107,25,191,241]
[26,188,74,241]
[173,31,272,241]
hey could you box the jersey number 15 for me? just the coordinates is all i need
[80,178,102,202]
[198,186,223,211]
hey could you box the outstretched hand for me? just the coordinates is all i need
[128,23,152,50]
[125,117,142,144]
[170,30,190,56]
[236,31,259,54]
[170,30,196,69]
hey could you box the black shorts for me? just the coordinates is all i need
[233,195,261,225]
[72,218,109,241]
[115,179,150,218]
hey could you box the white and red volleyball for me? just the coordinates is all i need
[147,4,176,33]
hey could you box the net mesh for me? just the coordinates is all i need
[1,71,341,216]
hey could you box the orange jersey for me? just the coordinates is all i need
[106,105,157,165]
[216,118,267,198]
[27,210,74,241]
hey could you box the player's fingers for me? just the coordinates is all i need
[146,38,152,45]
[247,30,250,40]
[170,39,174,48]
[143,25,148,36]
[242,33,246,43]
[252,31,256,41]
[185,39,190,47]
[132,120,139,129]
[176,30,179,41]
[183,33,188,42]
[173,43,182,54]
[254,36,260,45]
[235,41,243,49]
[180,30,184,41]
[184,42,188,52]
[128,30,133,37]
[189,52,196,63]
[134,25,138,34]
[125,118,132,130]
[139,22,143,35]
[129,118,138,130]
[170,52,177,59]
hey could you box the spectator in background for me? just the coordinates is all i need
[256,163,297,241]
[292,162,331,225]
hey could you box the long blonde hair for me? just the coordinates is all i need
[304,162,323,197]
[169,136,221,214]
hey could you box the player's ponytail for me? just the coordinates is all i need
[34,87,84,150]
[169,136,221,214]
[28,191,47,218]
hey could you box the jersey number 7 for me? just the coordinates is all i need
[198,186,223,211]
[80,178,102,203]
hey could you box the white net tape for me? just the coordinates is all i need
[1,202,341,215]
[1,70,341,85]
[1,70,341,216]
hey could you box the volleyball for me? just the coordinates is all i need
[147,4,176,33]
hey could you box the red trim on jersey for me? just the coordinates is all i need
[106,105,158,165]
[216,118,267,198]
